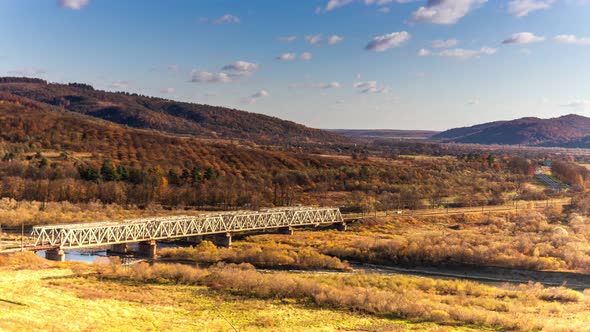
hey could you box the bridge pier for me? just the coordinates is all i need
[138,240,157,259]
[214,232,232,248]
[108,243,129,254]
[278,226,294,235]
[45,248,65,262]
[186,235,203,245]
[30,207,345,255]
[334,222,347,231]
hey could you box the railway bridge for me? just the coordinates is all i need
[30,207,345,261]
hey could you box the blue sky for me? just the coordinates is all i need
[1,0,590,130]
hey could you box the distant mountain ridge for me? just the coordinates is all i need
[331,129,439,141]
[433,114,590,147]
[0,77,346,145]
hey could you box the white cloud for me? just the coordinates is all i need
[562,100,590,110]
[324,0,411,12]
[8,68,47,76]
[276,53,298,61]
[214,14,241,24]
[378,7,391,13]
[278,36,297,43]
[417,48,431,56]
[305,34,344,46]
[468,97,480,105]
[193,62,259,84]
[317,82,342,89]
[325,0,355,11]
[190,70,232,83]
[365,31,410,52]
[432,39,459,48]
[327,35,344,45]
[418,46,496,60]
[221,61,259,76]
[110,80,130,89]
[411,0,487,25]
[299,52,313,60]
[305,35,323,45]
[554,34,590,45]
[363,0,394,4]
[502,32,545,44]
[252,90,269,98]
[508,0,555,17]
[244,90,270,104]
[276,53,312,61]
[353,81,389,94]
[437,47,497,60]
[58,0,89,10]
[290,81,342,90]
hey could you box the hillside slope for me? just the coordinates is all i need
[0,77,346,145]
[0,94,522,210]
[0,93,348,173]
[433,114,590,147]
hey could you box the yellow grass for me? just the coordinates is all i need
[0,266,448,332]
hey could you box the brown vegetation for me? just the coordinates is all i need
[551,159,590,190]
[0,251,52,270]
[83,260,590,331]
[0,79,346,145]
[0,97,530,210]
[0,198,207,227]
[158,240,351,271]
[247,209,590,273]
[433,113,590,148]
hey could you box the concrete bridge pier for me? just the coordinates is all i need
[214,232,232,248]
[45,248,65,262]
[278,226,294,235]
[138,240,157,259]
[334,222,347,231]
[186,235,203,245]
[108,243,129,254]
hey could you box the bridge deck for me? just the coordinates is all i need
[31,207,343,249]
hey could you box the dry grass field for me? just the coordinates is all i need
[239,207,590,274]
[0,254,450,332]
[2,252,590,331]
[3,207,590,331]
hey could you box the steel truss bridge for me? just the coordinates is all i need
[31,207,344,250]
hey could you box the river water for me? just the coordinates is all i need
[35,242,182,263]
[34,243,590,291]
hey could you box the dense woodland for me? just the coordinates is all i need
[551,159,590,190]
[0,87,572,211]
[0,77,345,145]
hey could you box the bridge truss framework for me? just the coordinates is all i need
[31,207,344,249]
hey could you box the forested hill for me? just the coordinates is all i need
[432,114,590,147]
[0,77,346,145]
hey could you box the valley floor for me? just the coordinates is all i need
[3,206,590,331]
[2,252,590,331]
[0,267,452,332]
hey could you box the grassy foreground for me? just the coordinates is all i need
[2,253,590,331]
[0,254,447,332]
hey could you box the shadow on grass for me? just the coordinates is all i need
[0,298,27,306]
